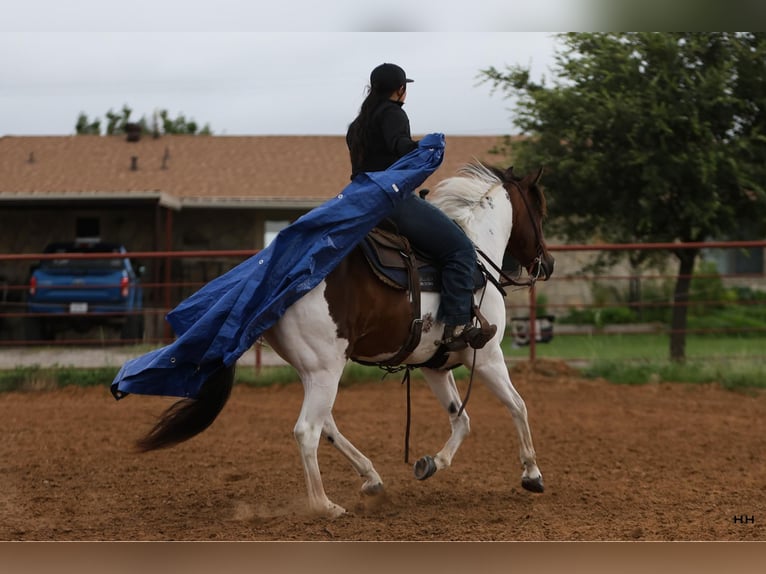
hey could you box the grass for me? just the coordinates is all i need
[503,330,766,389]
[582,359,765,390]
[504,331,766,362]
[0,331,763,393]
[236,361,475,388]
[0,366,120,393]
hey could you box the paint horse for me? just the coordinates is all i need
[136,162,554,517]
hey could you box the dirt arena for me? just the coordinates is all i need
[1,360,764,541]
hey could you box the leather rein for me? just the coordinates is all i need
[402,177,547,463]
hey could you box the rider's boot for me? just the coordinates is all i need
[441,306,497,351]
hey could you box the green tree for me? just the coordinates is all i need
[105,104,134,135]
[76,106,212,136]
[75,112,101,134]
[156,109,212,135]
[482,32,766,361]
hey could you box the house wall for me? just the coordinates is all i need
[0,204,310,307]
[0,204,310,339]
[0,207,157,305]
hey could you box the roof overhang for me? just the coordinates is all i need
[0,191,182,210]
[0,192,327,211]
[179,197,325,210]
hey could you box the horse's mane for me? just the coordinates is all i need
[429,162,506,239]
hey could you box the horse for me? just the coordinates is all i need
[135,162,555,518]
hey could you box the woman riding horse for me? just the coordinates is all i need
[346,62,496,351]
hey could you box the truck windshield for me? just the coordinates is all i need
[40,246,124,270]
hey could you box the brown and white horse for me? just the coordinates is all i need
[137,162,554,517]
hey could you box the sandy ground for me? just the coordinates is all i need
[1,358,764,541]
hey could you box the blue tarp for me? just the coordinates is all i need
[111,133,445,400]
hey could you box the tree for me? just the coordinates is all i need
[482,32,766,361]
[75,112,101,135]
[156,109,212,135]
[74,106,212,136]
[105,104,135,135]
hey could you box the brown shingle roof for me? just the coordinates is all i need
[0,134,506,208]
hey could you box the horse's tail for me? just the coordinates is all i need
[136,364,235,452]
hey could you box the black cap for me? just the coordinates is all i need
[370,63,413,93]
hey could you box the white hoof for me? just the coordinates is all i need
[309,501,347,518]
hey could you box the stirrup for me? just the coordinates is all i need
[465,304,497,349]
[463,322,497,349]
[439,321,497,351]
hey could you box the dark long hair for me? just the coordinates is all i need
[347,87,394,170]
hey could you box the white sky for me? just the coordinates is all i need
[1,2,580,137]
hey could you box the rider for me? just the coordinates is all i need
[346,63,496,351]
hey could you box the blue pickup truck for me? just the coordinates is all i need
[26,241,144,341]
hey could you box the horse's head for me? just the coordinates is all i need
[502,166,554,282]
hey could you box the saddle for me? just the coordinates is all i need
[359,227,485,293]
[357,225,487,367]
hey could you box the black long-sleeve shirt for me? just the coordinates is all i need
[347,100,419,179]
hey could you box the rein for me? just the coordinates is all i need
[399,175,547,464]
[454,179,546,420]
[475,246,542,292]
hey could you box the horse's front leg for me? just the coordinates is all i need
[473,348,544,493]
[322,415,385,496]
[414,367,471,480]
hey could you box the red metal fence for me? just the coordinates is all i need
[513,240,766,363]
[1,241,765,365]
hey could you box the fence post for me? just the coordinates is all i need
[529,284,537,361]
[163,207,174,343]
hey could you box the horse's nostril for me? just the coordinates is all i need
[544,258,554,279]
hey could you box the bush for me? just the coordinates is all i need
[688,261,737,316]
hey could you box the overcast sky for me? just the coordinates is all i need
[1,1,573,137]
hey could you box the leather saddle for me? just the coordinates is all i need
[359,227,485,293]
[355,225,486,368]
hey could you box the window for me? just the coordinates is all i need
[264,220,290,247]
[705,247,764,275]
[76,217,100,239]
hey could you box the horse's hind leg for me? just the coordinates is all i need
[322,415,384,496]
[413,368,471,480]
[292,366,348,518]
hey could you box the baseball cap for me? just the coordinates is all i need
[370,63,414,93]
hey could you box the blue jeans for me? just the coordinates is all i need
[387,193,476,325]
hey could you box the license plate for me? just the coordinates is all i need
[70,302,88,313]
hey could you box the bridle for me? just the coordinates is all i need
[475,178,546,294]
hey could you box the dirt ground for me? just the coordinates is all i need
[1,360,764,541]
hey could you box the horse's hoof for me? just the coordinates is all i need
[414,455,437,480]
[522,476,544,493]
[317,503,346,518]
[362,481,385,496]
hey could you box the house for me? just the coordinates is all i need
[0,133,507,338]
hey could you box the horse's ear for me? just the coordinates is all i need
[521,166,544,187]
[504,165,515,180]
